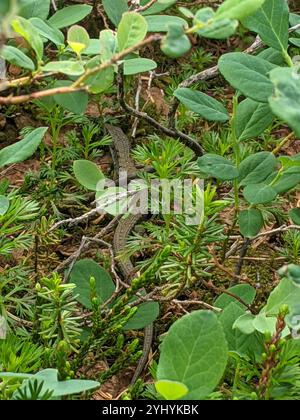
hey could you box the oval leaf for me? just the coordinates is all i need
[157,310,228,400]
[238,152,277,186]
[123,301,159,330]
[53,80,88,115]
[243,183,277,204]
[0,45,35,70]
[236,99,274,141]
[145,15,188,32]
[68,25,90,55]
[102,0,128,26]
[269,67,300,137]
[174,88,229,122]
[73,160,105,191]
[215,284,256,310]
[19,0,50,20]
[198,154,238,181]
[161,24,191,58]
[239,208,264,238]
[117,12,148,52]
[289,208,300,226]
[0,127,48,168]
[219,53,276,103]
[48,5,93,29]
[124,58,157,75]
[42,61,85,76]
[216,0,266,21]
[242,0,289,52]
[70,259,115,309]
[11,16,44,60]
[155,380,188,400]
[30,17,65,46]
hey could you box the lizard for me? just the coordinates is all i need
[105,124,154,385]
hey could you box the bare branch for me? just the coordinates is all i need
[135,0,158,12]
[118,71,204,156]
[254,224,300,240]
[0,35,162,105]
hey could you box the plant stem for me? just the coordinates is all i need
[272,132,294,155]
[282,49,294,67]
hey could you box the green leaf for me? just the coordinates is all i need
[0,1,10,18]
[272,167,300,194]
[198,154,238,181]
[53,80,88,115]
[269,67,300,137]
[73,160,105,191]
[289,208,300,225]
[0,195,10,216]
[215,284,256,310]
[233,313,256,335]
[70,259,115,310]
[161,24,191,58]
[279,156,300,170]
[238,152,277,186]
[157,311,228,400]
[243,183,277,204]
[290,13,300,32]
[290,38,300,47]
[67,25,90,55]
[100,30,117,62]
[219,53,276,103]
[80,39,101,56]
[178,7,195,19]
[216,0,266,20]
[155,380,188,400]
[85,58,114,94]
[266,277,300,315]
[0,127,48,168]
[242,0,289,52]
[193,8,238,40]
[218,302,245,337]
[218,302,263,358]
[48,5,93,29]
[124,58,157,75]
[102,0,128,26]
[0,45,35,70]
[278,264,300,285]
[14,369,99,398]
[174,88,229,122]
[42,61,85,76]
[141,0,177,16]
[258,47,286,66]
[199,19,238,40]
[123,301,160,330]
[117,12,148,52]
[19,0,50,20]
[11,16,44,61]
[145,15,188,32]
[29,18,65,46]
[236,99,274,141]
[252,312,290,336]
[239,209,264,238]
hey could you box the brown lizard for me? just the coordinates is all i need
[105,124,154,385]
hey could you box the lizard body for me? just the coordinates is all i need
[106,124,154,385]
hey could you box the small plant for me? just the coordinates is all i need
[155,265,300,400]
[1,0,300,402]
[36,273,82,352]
[281,229,300,264]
